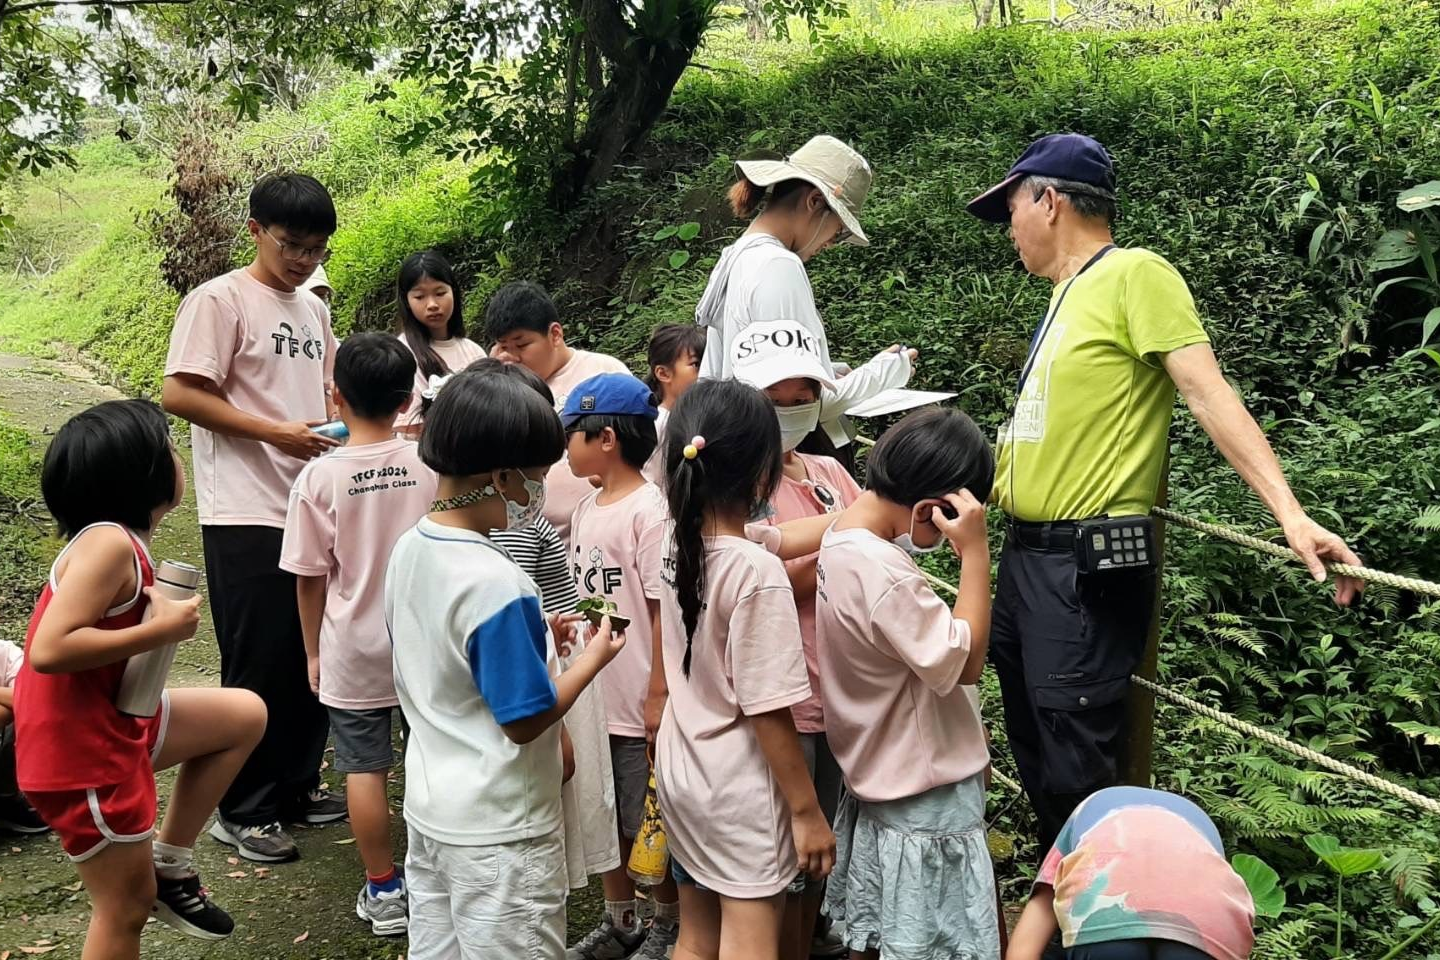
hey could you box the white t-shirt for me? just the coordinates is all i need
[569,483,667,738]
[541,349,631,546]
[165,268,338,528]
[395,335,486,429]
[693,235,913,438]
[654,535,811,899]
[279,438,437,709]
[641,406,670,486]
[386,517,562,846]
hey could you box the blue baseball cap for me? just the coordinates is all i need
[966,133,1117,224]
[561,373,658,428]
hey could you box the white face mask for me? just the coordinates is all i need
[501,475,547,531]
[891,506,942,556]
[776,401,821,452]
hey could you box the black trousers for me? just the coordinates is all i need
[203,525,328,826]
[989,535,1156,853]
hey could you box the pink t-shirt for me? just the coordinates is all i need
[165,268,338,527]
[654,536,811,899]
[279,438,437,708]
[541,350,631,545]
[395,335,486,429]
[764,454,861,734]
[814,525,988,803]
[570,483,667,738]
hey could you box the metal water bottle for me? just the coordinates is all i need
[115,560,201,717]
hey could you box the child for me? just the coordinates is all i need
[394,251,484,434]
[483,281,628,545]
[279,332,437,936]
[730,325,861,960]
[641,323,705,485]
[163,172,345,863]
[457,358,620,893]
[0,640,47,835]
[385,370,625,959]
[655,378,836,960]
[13,400,267,955]
[1007,786,1256,960]
[560,373,680,960]
[302,263,333,307]
[811,406,998,960]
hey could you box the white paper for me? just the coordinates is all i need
[844,388,957,418]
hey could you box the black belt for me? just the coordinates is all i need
[1006,518,1079,551]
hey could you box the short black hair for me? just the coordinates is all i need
[484,281,559,342]
[1022,174,1117,225]
[866,407,994,506]
[645,323,707,392]
[249,173,337,237]
[566,413,658,470]
[463,357,555,406]
[334,332,416,419]
[419,370,564,476]
[42,400,177,538]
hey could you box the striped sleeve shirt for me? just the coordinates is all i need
[491,516,580,615]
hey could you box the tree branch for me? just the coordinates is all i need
[576,0,632,65]
[3,0,200,18]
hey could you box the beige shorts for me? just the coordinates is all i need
[405,824,567,960]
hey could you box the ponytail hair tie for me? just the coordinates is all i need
[421,373,454,401]
[683,435,706,460]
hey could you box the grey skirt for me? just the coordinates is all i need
[825,772,1000,960]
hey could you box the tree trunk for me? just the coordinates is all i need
[553,45,692,210]
[743,0,767,40]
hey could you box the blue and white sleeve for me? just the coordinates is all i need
[465,594,559,725]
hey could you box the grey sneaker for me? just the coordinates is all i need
[294,786,348,825]
[207,817,299,863]
[355,876,407,937]
[567,916,647,959]
[635,917,678,958]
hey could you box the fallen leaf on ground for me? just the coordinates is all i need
[19,948,56,956]
[252,867,270,877]
[226,856,239,865]
[293,931,309,944]
[64,881,82,891]
[226,871,247,878]
[332,837,355,845]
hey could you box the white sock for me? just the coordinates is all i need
[606,898,639,931]
[655,898,680,925]
[152,841,195,880]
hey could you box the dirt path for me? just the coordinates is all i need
[0,355,602,958]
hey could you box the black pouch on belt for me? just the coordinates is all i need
[1074,515,1157,574]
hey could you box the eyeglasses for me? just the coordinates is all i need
[261,227,332,264]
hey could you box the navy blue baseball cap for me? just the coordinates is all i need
[966,134,1117,224]
[561,372,658,428]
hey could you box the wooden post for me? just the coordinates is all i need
[1122,460,1168,787]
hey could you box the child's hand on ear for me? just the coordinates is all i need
[932,490,987,558]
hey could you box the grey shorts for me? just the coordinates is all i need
[329,706,398,774]
[610,734,649,840]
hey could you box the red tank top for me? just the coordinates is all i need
[14,523,160,792]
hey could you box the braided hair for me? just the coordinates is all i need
[665,379,784,676]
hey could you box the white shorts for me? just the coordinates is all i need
[405,824,567,960]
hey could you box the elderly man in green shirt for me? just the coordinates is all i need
[967,134,1362,853]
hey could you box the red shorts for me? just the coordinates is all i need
[24,692,170,862]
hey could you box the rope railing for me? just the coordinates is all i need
[849,433,1440,815]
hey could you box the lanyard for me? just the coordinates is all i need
[1015,244,1116,393]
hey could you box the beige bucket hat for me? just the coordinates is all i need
[736,135,873,246]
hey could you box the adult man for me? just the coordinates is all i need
[967,134,1362,852]
[163,173,347,862]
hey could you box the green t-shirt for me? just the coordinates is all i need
[995,247,1209,522]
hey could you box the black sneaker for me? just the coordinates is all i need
[0,794,50,834]
[152,872,235,940]
[208,816,300,863]
[293,786,348,825]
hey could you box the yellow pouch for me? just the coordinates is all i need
[627,768,669,887]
